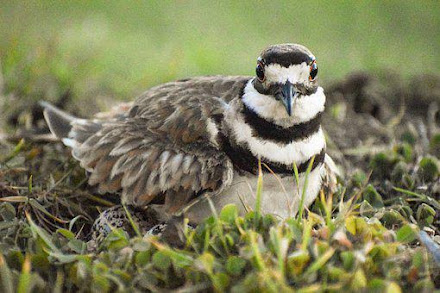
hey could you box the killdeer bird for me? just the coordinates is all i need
[41,43,330,230]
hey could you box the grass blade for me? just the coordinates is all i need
[53,271,64,293]
[0,196,29,202]
[29,199,69,224]
[304,247,335,276]
[122,205,141,237]
[0,254,14,293]
[249,231,265,271]
[28,175,32,193]
[25,211,60,253]
[255,159,263,215]
[17,254,31,293]
[2,139,25,164]
[297,155,315,221]
[393,187,440,210]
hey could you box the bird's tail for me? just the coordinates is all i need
[39,101,76,139]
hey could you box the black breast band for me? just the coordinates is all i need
[241,104,323,144]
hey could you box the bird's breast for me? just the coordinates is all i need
[220,99,326,174]
[185,165,324,223]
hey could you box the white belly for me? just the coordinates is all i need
[185,165,324,223]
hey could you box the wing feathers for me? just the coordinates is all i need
[41,76,245,211]
[69,120,232,208]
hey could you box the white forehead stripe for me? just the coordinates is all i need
[264,63,310,84]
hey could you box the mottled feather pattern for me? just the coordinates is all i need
[66,76,247,209]
[131,76,247,144]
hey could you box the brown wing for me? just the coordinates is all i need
[68,76,248,210]
[129,76,248,143]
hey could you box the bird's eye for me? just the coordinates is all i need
[256,62,265,82]
[309,60,318,81]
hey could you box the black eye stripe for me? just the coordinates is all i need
[310,67,318,80]
[252,80,318,96]
[309,60,318,81]
[256,63,265,82]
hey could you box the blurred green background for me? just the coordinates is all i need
[0,1,439,105]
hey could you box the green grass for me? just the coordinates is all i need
[0,124,439,291]
[1,1,439,105]
[1,2,440,292]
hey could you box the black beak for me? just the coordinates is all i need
[276,81,297,116]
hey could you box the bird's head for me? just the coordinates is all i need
[252,43,319,116]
